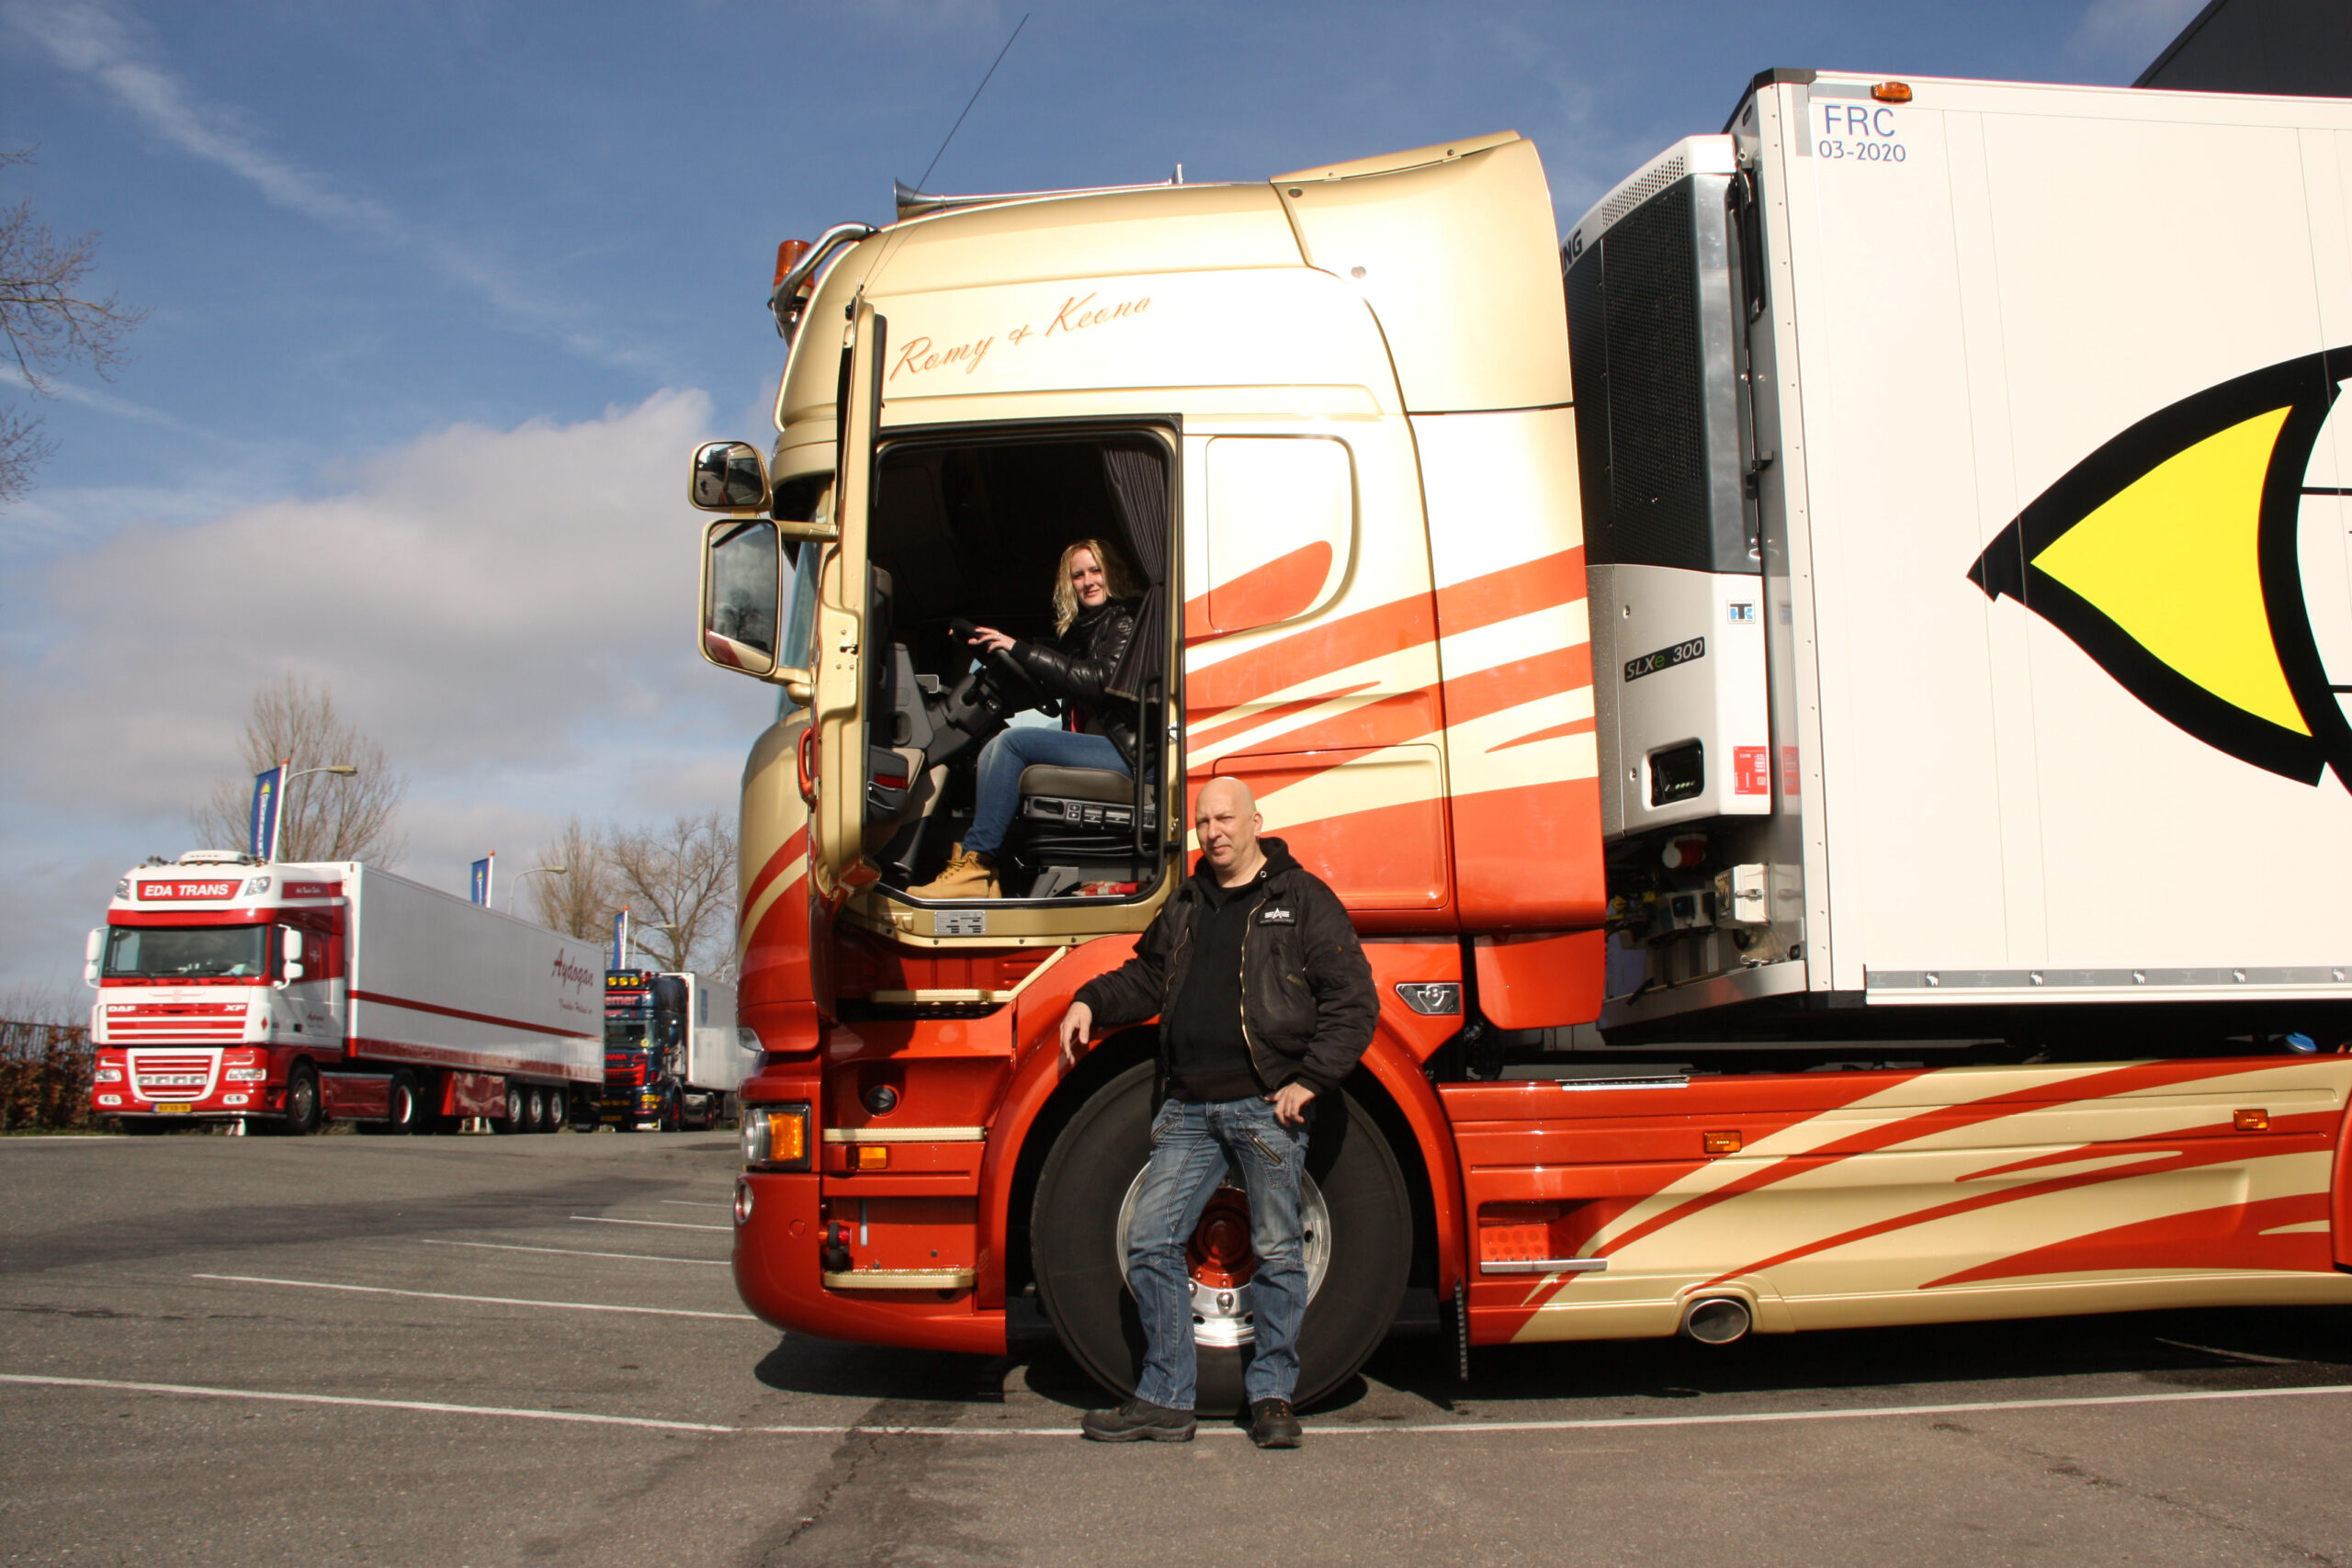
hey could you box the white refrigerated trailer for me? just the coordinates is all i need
[88,854,604,1133]
[1566,71,2352,1043]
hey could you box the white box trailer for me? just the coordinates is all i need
[88,855,603,1133]
[676,972,749,1100]
[1566,73,2352,1040]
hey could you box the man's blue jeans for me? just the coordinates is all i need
[962,725,1130,859]
[1126,1094,1311,1411]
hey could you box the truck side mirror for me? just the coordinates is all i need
[689,440,769,512]
[280,927,305,986]
[84,928,103,989]
[701,518,785,679]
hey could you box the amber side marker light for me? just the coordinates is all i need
[1703,1130,1744,1155]
[854,1145,891,1171]
[2234,1109,2270,1133]
[1872,81,1913,103]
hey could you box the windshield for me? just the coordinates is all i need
[605,1021,651,1050]
[104,924,269,980]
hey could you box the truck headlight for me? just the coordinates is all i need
[95,1066,122,1083]
[741,1103,810,1171]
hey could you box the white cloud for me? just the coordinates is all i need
[2065,0,2208,76]
[0,389,779,987]
[3,0,669,375]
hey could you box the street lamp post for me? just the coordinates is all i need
[633,920,678,972]
[509,864,570,916]
[276,762,357,861]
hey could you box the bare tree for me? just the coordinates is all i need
[192,674,410,865]
[0,147,146,504]
[606,811,738,979]
[526,817,616,941]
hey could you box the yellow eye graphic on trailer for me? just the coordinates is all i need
[1970,346,2352,787]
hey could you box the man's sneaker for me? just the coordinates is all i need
[1248,1398,1302,1449]
[1080,1398,1197,1443]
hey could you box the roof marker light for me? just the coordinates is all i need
[1871,81,1913,103]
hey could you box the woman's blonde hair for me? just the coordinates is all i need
[1050,537,1142,635]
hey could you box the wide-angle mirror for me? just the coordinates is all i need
[690,440,769,512]
[701,518,783,677]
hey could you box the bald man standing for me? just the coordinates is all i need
[1057,778,1375,1449]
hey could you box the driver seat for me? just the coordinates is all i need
[1013,765,1158,892]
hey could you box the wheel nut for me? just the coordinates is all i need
[1217,1291,1234,1312]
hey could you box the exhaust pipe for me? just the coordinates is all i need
[1679,1296,1753,1345]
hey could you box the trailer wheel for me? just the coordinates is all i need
[1030,1060,1410,1416]
[494,1080,524,1134]
[542,1086,569,1134]
[280,1063,322,1137]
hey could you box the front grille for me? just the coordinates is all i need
[126,1050,221,1102]
[103,1003,246,1043]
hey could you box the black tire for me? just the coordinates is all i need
[572,1091,602,1133]
[662,1094,681,1134]
[281,1063,322,1137]
[542,1085,568,1134]
[1031,1060,1410,1416]
[365,1070,422,1135]
[524,1085,547,1134]
[494,1080,523,1134]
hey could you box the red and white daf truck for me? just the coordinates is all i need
[690,70,2352,1410]
[87,853,603,1134]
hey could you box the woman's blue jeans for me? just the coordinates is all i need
[962,726,1129,859]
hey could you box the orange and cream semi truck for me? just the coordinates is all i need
[692,71,2352,1409]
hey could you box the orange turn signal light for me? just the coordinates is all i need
[2233,1109,2270,1132]
[1871,81,1913,103]
[743,1103,810,1170]
[1703,1130,1744,1155]
[854,1145,890,1171]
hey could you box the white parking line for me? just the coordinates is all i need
[193,1273,755,1321]
[421,1240,728,1268]
[571,1215,731,1233]
[661,1201,731,1210]
[0,1373,745,1432]
[11,1370,2352,1440]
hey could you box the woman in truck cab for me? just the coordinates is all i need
[908,539,1142,901]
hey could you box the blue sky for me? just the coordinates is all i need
[0,0,2200,994]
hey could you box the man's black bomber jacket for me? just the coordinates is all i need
[1073,838,1377,1100]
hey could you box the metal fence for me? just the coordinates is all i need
[1,1018,99,1131]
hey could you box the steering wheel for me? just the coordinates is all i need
[950,618,1060,717]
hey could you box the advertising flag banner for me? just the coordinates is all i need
[470,855,493,908]
[249,765,284,860]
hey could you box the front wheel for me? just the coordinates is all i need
[280,1063,322,1136]
[1030,1061,1410,1416]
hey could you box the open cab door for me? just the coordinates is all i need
[807,300,885,906]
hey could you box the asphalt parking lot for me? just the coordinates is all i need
[6,1130,2352,1567]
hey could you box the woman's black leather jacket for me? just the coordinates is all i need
[1009,597,1140,766]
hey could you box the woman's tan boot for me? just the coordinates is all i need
[908,849,1000,901]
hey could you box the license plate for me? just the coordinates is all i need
[154,1103,191,1114]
